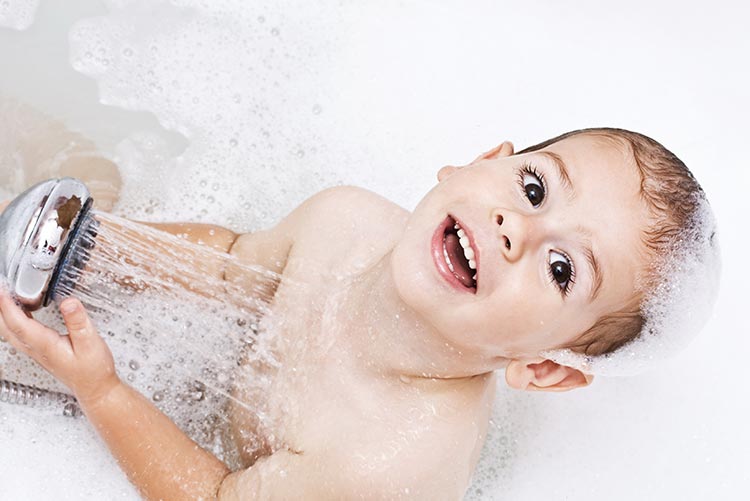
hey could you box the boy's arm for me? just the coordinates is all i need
[82,377,231,500]
[0,294,230,500]
[138,221,240,253]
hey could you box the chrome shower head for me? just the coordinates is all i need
[0,178,94,311]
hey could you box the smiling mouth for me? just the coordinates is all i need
[432,214,478,293]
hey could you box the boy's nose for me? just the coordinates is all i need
[493,209,529,262]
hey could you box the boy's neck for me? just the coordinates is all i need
[342,250,507,381]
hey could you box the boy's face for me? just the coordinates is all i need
[391,134,652,360]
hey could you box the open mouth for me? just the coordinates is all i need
[432,214,478,294]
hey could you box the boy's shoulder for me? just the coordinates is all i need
[281,185,408,263]
[293,185,406,224]
[228,185,406,298]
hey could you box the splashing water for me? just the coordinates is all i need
[2,209,308,468]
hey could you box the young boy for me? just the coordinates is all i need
[0,127,716,500]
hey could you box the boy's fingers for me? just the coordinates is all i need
[0,310,32,355]
[0,293,41,343]
[60,298,97,352]
[0,293,68,360]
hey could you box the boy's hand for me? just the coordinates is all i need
[0,292,121,407]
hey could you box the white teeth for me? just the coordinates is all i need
[447,218,479,282]
[463,246,474,260]
[458,233,476,266]
[443,243,455,273]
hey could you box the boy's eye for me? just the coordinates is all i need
[521,169,545,207]
[549,250,574,296]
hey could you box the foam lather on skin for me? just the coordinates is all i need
[0,0,40,30]
[541,195,721,377]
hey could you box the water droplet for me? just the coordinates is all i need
[122,47,134,57]
[229,138,238,147]
[63,403,80,418]
[271,28,280,36]
[129,360,140,371]
[257,16,265,23]
[152,391,164,402]
[312,104,322,115]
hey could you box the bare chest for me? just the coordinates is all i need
[229,196,409,462]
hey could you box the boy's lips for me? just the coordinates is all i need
[431,214,479,294]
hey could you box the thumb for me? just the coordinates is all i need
[60,298,97,351]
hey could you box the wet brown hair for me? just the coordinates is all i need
[516,127,706,356]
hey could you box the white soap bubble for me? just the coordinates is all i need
[0,0,40,30]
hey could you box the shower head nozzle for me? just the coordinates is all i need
[0,178,93,311]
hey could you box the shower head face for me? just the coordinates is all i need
[0,178,92,311]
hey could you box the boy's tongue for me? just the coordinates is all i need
[445,233,474,287]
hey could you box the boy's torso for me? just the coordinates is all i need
[226,187,496,494]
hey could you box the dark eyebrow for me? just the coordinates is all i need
[584,246,604,302]
[537,151,574,198]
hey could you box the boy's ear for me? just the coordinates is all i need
[437,141,515,183]
[471,141,515,164]
[505,358,593,392]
